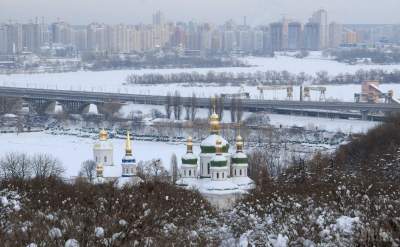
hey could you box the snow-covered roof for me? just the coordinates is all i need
[232,152,247,159]
[182,153,197,161]
[200,134,228,147]
[212,154,227,162]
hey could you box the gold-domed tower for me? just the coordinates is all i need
[93,128,114,167]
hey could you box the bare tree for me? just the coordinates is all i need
[31,154,65,179]
[79,160,97,182]
[190,93,198,121]
[0,152,31,179]
[16,115,24,134]
[185,105,190,121]
[208,97,214,116]
[236,98,243,123]
[0,97,22,114]
[230,98,236,123]
[100,102,122,121]
[170,154,178,183]
[138,159,168,182]
[173,91,182,120]
[216,96,224,121]
[165,92,172,119]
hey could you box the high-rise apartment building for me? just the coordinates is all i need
[343,29,357,44]
[329,22,343,48]
[288,22,302,50]
[51,22,72,45]
[152,11,165,26]
[0,25,7,54]
[270,22,283,52]
[304,22,320,50]
[310,9,328,49]
[22,22,45,53]
[6,23,23,54]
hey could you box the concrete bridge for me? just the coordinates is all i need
[1,86,399,120]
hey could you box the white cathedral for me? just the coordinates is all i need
[176,110,255,208]
[92,129,142,187]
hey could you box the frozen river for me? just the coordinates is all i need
[1,53,400,102]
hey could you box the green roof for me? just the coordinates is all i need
[210,160,228,167]
[182,158,198,165]
[232,157,248,164]
[200,144,229,154]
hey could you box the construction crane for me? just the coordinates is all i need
[257,86,293,100]
[354,81,400,104]
[303,86,327,101]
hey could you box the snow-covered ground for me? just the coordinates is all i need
[1,53,400,102]
[0,132,187,177]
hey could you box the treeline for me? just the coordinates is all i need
[330,48,400,64]
[0,152,64,180]
[126,69,400,86]
[126,70,302,85]
[84,53,246,71]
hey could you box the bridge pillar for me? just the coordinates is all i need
[28,99,52,114]
[360,110,369,121]
[60,101,84,114]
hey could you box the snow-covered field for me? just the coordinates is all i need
[1,53,400,101]
[0,132,187,177]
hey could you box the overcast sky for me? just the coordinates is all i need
[1,0,399,25]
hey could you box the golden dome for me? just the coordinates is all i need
[209,113,220,134]
[236,135,244,152]
[125,131,132,156]
[99,129,108,141]
[187,136,193,153]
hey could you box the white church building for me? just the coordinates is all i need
[176,110,255,208]
[92,129,142,187]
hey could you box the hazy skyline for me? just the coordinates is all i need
[1,0,399,25]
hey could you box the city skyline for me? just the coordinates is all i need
[1,0,399,25]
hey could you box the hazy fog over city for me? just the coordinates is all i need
[1,0,399,24]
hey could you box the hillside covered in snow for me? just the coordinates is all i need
[1,115,400,246]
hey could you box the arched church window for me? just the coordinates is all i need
[189,170,191,176]
[104,156,107,163]
[217,173,219,179]
[240,169,242,176]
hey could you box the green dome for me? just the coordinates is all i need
[232,152,248,164]
[210,155,228,167]
[182,153,198,165]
